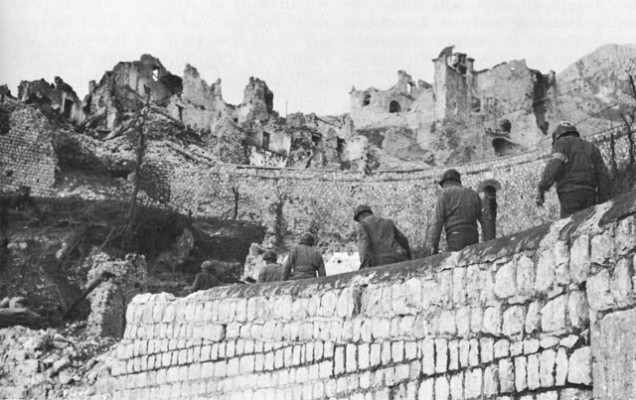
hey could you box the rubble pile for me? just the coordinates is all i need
[0,324,117,400]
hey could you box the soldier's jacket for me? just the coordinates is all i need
[357,214,411,268]
[258,263,285,283]
[538,136,610,200]
[181,271,220,295]
[282,244,326,280]
[427,185,483,254]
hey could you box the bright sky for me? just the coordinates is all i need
[1,0,635,115]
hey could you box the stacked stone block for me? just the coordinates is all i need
[69,190,636,400]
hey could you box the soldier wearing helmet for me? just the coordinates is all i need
[180,260,221,295]
[353,205,411,268]
[282,232,326,280]
[424,169,484,255]
[258,250,285,283]
[536,121,610,217]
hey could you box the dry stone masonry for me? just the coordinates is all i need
[68,189,636,399]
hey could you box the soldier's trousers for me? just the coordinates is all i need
[446,226,479,252]
[559,189,597,218]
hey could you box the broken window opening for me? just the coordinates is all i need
[389,101,401,113]
[63,99,74,118]
[362,93,371,106]
[152,67,160,82]
[407,83,414,94]
[177,105,184,123]
[262,131,270,150]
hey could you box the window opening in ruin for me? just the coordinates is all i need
[389,101,401,113]
[407,83,414,94]
[362,93,371,106]
[152,67,160,82]
[177,105,184,123]
[63,99,74,118]
[262,131,270,150]
[311,133,322,147]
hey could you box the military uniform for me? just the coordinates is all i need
[537,122,610,217]
[282,233,326,280]
[425,169,483,255]
[258,250,285,282]
[181,262,220,295]
[355,207,411,268]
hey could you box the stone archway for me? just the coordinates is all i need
[389,100,401,113]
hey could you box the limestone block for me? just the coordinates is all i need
[438,270,453,306]
[320,291,338,317]
[455,307,470,337]
[559,388,593,400]
[568,346,591,385]
[226,323,241,339]
[469,338,480,367]
[537,349,556,388]
[610,257,634,307]
[480,269,496,305]
[524,339,540,355]
[527,353,540,390]
[448,340,459,371]
[369,343,382,367]
[525,300,542,334]
[373,318,391,340]
[480,337,494,363]
[499,358,515,393]
[541,295,567,333]
[398,316,415,338]
[421,339,435,375]
[435,339,448,374]
[381,342,392,365]
[358,343,370,370]
[450,372,463,399]
[517,255,536,298]
[587,270,615,311]
[515,356,527,392]
[452,267,467,304]
[421,279,441,309]
[337,288,356,318]
[495,260,517,299]
[334,346,345,375]
[568,291,589,329]
[536,393,558,400]
[395,363,410,383]
[188,363,201,380]
[465,368,482,399]
[503,305,526,338]
[346,344,357,373]
[459,339,470,368]
[494,339,510,359]
[483,306,502,335]
[439,310,457,335]
[403,278,424,313]
[470,306,483,333]
[412,314,430,339]
[591,231,614,265]
[418,378,434,400]
[360,371,371,389]
[319,360,333,379]
[484,365,498,397]
[555,347,568,386]
[324,341,334,358]
[292,298,309,320]
[554,240,571,285]
[540,336,559,349]
[405,341,418,360]
[536,248,556,293]
[466,265,481,304]
[435,376,450,400]
[235,299,247,322]
[570,235,591,284]
[616,216,636,256]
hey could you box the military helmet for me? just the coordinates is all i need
[439,169,462,187]
[551,121,579,143]
[299,232,315,245]
[262,250,277,262]
[353,204,373,221]
[201,260,216,273]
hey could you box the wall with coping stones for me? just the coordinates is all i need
[160,125,632,256]
[68,190,636,399]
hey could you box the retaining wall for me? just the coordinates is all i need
[69,189,636,400]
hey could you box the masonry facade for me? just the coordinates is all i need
[68,189,636,400]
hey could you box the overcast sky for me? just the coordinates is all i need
[1,0,635,115]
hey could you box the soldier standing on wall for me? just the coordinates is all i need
[282,232,326,280]
[536,121,611,218]
[353,205,412,268]
[424,169,484,255]
[180,260,221,295]
[258,250,285,283]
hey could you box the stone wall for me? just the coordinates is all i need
[69,188,636,400]
[158,125,632,260]
[0,101,58,196]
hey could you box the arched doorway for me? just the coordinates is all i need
[389,101,401,113]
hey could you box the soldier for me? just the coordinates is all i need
[282,232,326,280]
[180,260,221,295]
[536,121,611,217]
[353,205,411,268]
[424,169,484,255]
[258,250,284,283]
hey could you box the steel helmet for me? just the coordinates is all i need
[552,121,579,143]
[439,169,462,187]
[262,250,277,262]
[299,232,315,245]
[353,204,373,221]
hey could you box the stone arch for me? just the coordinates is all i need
[389,101,401,113]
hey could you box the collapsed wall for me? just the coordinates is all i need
[67,188,636,400]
